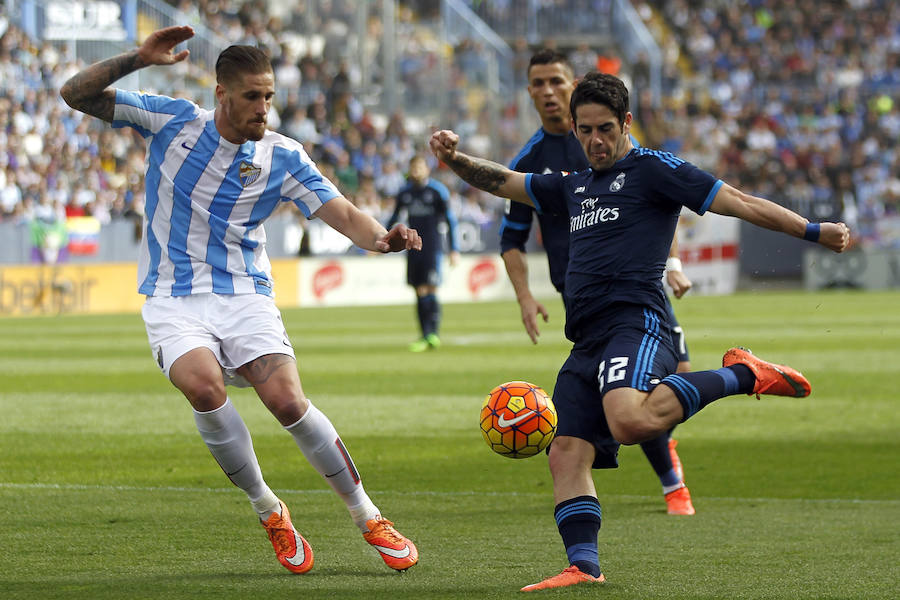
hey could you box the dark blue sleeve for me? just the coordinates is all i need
[386,186,407,228]
[525,172,567,215]
[651,160,722,215]
[500,199,535,254]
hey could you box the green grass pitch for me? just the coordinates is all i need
[1,290,898,599]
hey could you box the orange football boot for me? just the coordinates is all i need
[520,566,606,591]
[363,517,418,571]
[260,500,314,574]
[665,485,696,516]
[723,347,811,399]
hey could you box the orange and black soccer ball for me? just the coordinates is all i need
[480,381,557,458]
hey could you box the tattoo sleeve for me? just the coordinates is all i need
[445,152,509,194]
[60,51,145,122]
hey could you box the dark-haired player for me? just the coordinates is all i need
[61,26,420,574]
[431,71,849,590]
[501,49,695,516]
[387,154,460,352]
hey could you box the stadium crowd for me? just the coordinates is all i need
[638,0,900,248]
[1,0,898,253]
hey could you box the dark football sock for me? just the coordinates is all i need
[415,295,427,337]
[640,432,680,486]
[421,293,439,336]
[555,496,602,578]
[662,364,755,421]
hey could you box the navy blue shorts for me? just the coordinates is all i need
[552,304,679,469]
[664,298,690,363]
[407,250,442,287]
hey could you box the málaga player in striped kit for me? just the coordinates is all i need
[61,26,420,574]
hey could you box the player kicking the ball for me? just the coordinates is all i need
[430,72,849,590]
[61,26,419,574]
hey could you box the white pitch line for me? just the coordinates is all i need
[0,482,897,505]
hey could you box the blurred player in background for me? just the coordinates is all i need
[501,49,694,516]
[61,25,420,575]
[387,154,460,352]
[431,71,850,590]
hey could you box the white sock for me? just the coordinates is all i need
[663,482,686,495]
[193,399,280,519]
[285,402,379,532]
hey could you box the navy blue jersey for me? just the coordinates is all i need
[526,147,722,339]
[501,128,588,292]
[388,178,459,255]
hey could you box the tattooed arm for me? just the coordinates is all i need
[429,129,533,207]
[60,26,195,122]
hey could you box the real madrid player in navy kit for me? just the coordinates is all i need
[61,26,420,575]
[502,49,696,516]
[387,155,460,352]
[431,72,850,591]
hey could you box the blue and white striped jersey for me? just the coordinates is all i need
[113,90,341,297]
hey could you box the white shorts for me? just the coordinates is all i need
[142,293,295,387]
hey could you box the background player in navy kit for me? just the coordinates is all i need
[387,155,460,352]
[431,72,850,591]
[501,49,695,515]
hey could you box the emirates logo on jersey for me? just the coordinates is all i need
[570,197,620,233]
[239,162,261,187]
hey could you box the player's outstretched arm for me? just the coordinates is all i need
[60,25,194,122]
[429,130,532,206]
[316,196,422,253]
[709,182,850,253]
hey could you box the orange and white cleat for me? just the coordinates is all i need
[520,565,605,591]
[260,500,314,574]
[665,485,696,516]
[723,347,811,399]
[363,517,418,571]
[668,437,684,481]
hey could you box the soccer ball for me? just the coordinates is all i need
[480,381,557,458]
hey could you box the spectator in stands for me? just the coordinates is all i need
[570,42,599,79]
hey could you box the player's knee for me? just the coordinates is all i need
[608,417,652,446]
[179,377,227,411]
[548,436,592,475]
[263,390,308,426]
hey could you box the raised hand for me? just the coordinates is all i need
[818,222,851,253]
[429,130,459,163]
[137,26,195,67]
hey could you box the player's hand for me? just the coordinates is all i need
[137,26,194,67]
[818,222,851,253]
[519,296,549,345]
[376,223,422,253]
[666,269,693,299]
[429,130,459,163]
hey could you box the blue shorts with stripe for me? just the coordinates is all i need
[552,303,679,469]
